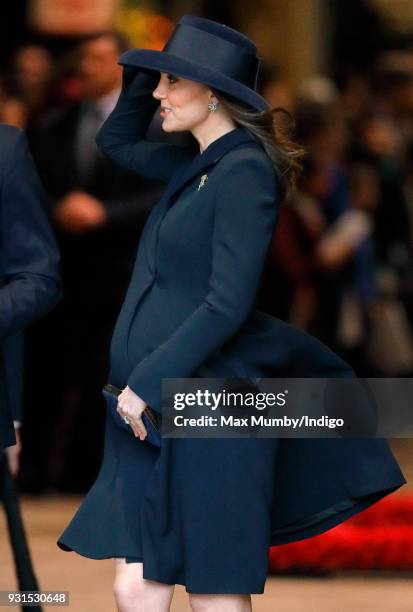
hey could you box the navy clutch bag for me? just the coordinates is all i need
[102,383,161,448]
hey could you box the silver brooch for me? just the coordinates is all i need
[197,174,208,191]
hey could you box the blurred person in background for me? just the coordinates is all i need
[259,155,326,328]
[8,45,54,125]
[335,70,373,129]
[22,31,165,493]
[316,161,380,373]
[372,53,413,140]
[0,45,54,130]
[351,111,411,279]
[292,98,353,350]
[259,60,293,112]
[0,76,27,128]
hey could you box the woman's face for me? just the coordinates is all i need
[152,72,216,132]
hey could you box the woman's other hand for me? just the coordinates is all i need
[117,386,148,441]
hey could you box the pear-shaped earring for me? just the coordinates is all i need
[208,100,218,112]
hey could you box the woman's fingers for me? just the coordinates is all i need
[116,399,148,440]
[129,415,148,440]
[116,387,149,441]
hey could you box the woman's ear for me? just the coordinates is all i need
[207,93,220,111]
[205,85,218,100]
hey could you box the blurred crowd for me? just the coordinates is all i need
[259,53,413,378]
[1,33,412,493]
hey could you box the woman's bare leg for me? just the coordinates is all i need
[188,593,252,612]
[113,558,175,612]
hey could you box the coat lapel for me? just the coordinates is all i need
[143,127,260,274]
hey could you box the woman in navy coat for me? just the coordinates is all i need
[57,15,407,611]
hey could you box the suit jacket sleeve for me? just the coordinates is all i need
[95,66,193,183]
[127,155,279,412]
[0,129,62,339]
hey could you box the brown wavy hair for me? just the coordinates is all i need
[211,89,306,203]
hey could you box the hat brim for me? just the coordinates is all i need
[118,49,270,113]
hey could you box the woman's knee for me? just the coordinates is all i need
[189,595,214,612]
[189,593,252,612]
[113,573,144,610]
[113,560,174,612]
[113,560,145,611]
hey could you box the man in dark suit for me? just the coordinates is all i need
[0,123,61,600]
[0,124,61,450]
[25,32,166,491]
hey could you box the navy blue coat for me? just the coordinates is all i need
[95,66,406,539]
[0,125,62,449]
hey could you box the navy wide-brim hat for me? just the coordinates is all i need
[117,14,270,113]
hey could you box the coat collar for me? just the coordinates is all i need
[197,125,258,164]
[163,126,260,209]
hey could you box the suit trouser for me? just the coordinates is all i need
[0,452,42,612]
